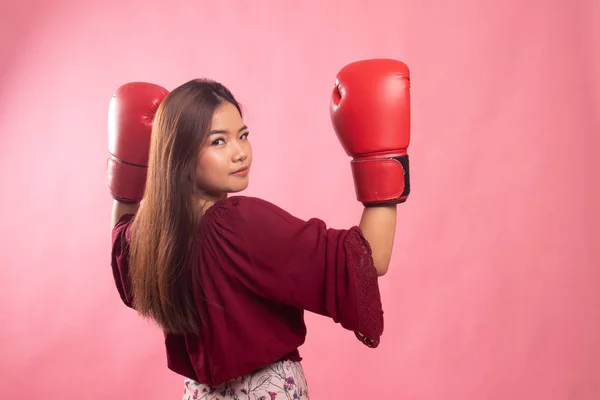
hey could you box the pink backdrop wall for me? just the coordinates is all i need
[1,0,599,398]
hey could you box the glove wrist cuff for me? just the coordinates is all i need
[351,155,410,205]
[107,157,147,203]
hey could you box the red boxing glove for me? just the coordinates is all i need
[107,82,169,203]
[330,59,411,205]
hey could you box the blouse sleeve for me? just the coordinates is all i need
[110,213,136,309]
[202,196,384,348]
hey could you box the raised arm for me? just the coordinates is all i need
[111,201,140,230]
[330,59,411,276]
[106,82,169,231]
[359,205,397,276]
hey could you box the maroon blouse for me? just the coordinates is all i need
[111,196,383,386]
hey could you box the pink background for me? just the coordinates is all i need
[1,0,599,398]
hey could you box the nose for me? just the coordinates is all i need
[232,141,248,162]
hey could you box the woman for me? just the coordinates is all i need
[108,63,408,399]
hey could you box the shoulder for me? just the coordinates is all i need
[201,195,320,237]
[206,196,297,222]
[217,195,285,211]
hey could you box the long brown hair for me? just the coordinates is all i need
[129,79,242,335]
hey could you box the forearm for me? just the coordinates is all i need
[359,205,397,276]
[111,200,140,231]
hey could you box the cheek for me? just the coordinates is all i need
[196,150,227,178]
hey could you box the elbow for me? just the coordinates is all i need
[372,251,392,277]
[374,262,389,277]
[376,268,388,277]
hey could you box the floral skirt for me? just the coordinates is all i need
[182,359,309,399]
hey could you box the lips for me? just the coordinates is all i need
[232,166,249,174]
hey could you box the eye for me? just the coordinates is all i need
[211,138,225,146]
[240,131,250,140]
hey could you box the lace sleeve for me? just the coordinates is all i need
[111,213,135,308]
[344,228,384,348]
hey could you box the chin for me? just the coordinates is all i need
[229,185,249,193]
[223,182,249,194]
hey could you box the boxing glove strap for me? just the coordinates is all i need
[351,155,410,205]
[107,157,148,203]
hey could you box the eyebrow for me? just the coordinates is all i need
[209,125,248,135]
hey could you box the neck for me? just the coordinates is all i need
[195,191,227,216]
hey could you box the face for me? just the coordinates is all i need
[195,102,252,202]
